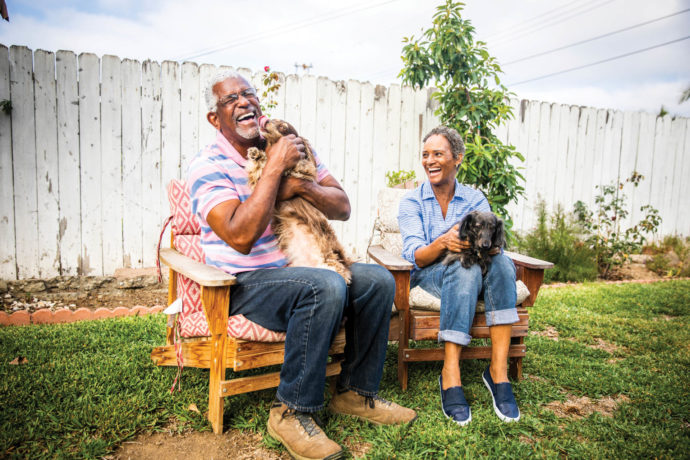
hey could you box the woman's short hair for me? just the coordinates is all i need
[423,126,465,159]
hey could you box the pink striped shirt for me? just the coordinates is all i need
[187,130,330,275]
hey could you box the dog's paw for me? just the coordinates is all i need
[247,147,265,161]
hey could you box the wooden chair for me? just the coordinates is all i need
[151,180,345,434]
[368,188,553,390]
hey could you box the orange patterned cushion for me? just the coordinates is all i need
[167,180,285,342]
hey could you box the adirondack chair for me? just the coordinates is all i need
[151,179,345,434]
[368,188,553,390]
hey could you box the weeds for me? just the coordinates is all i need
[513,199,598,283]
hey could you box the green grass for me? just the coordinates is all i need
[2,281,689,459]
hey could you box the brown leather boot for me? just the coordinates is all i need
[267,401,343,460]
[328,389,417,425]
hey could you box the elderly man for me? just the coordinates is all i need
[187,70,416,460]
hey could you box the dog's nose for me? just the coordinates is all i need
[481,241,491,249]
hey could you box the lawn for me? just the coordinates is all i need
[1,281,689,459]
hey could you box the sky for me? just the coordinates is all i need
[1,0,689,116]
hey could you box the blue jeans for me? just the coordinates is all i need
[229,263,394,412]
[411,254,519,346]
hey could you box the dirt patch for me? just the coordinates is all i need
[586,338,624,354]
[109,428,288,460]
[611,257,662,281]
[1,268,167,314]
[530,326,559,341]
[545,394,630,419]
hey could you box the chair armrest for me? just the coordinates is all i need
[159,247,237,287]
[504,250,554,270]
[368,245,414,271]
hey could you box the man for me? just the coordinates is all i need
[188,69,416,460]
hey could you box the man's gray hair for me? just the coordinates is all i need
[204,68,249,112]
[423,126,465,159]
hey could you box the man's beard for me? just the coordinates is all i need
[236,124,260,140]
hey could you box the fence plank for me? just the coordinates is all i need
[121,58,143,268]
[0,46,15,279]
[355,82,375,257]
[546,104,567,212]
[10,46,39,278]
[141,60,162,267]
[328,80,347,239]
[78,53,102,275]
[101,55,123,275]
[399,85,416,173]
[666,119,686,235]
[384,84,402,176]
[180,62,199,174]
[55,50,81,276]
[649,116,672,236]
[314,76,333,167]
[371,84,389,220]
[299,75,317,141]
[284,74,302,128]
[198,64,217,151]
[629,112,656,229]
[32,50,60,277]
[161,61,181,185]
[676,120,690,235]
[342,80,361,254]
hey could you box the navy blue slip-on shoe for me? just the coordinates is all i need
[439,376,472,426]
[482,366,520,422]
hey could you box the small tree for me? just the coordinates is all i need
[399,0,524,231]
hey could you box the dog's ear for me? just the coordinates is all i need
[458,212,474,240]
[492,215,505,248]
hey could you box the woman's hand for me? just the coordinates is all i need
[413,224,470,268]
[437,224,471,253]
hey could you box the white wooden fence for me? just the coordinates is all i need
[1,45,688,279]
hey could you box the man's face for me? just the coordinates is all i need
[208,76,262,147]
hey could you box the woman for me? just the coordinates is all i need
[398,126,520,425]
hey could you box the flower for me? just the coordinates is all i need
[264,66,270,72]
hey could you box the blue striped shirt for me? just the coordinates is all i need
[397,179,491,270]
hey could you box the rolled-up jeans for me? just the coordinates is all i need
[410,253,519,346]
[228,263,394,412]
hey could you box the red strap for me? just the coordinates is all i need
[157,215,174,283]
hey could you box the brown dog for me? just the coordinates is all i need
[246,117,354,283]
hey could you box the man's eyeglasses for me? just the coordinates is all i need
[217,88,258,107]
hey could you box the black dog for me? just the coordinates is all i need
[442,211,505,275]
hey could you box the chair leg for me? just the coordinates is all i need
[397,307,410,391]
[208,332,227,434]
[509,356,523,381]
[201,285,230,435]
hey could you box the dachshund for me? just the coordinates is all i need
[245,116,354,283]
[442,211,505,275]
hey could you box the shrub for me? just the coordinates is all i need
[512,199,598,283]
[574,172,661,279]
[644,235,690,277]
[385,170,416,188]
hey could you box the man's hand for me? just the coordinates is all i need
[437,224,471,253]
[277,175,307,202]
[264,134,305,174]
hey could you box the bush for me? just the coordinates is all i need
[644,235,690,277]
[574,172,661,279]
[512,200,598,283]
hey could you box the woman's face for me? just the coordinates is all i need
[421,134,462,187]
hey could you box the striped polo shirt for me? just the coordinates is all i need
[398,179,491,270]
[187,130,331,275]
